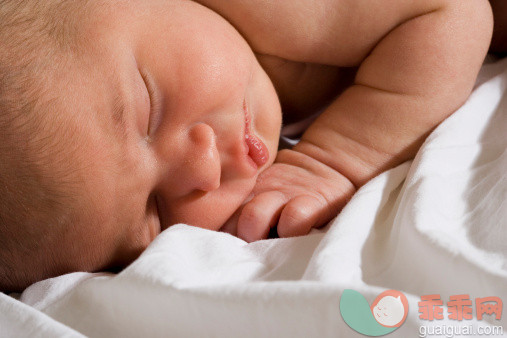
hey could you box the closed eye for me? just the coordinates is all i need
[139,69,160,137]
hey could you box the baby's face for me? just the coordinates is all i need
[37,0,281,273]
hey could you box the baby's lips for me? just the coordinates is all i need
[243,100,269,168]
[245,133,269,167]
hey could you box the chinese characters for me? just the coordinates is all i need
[418,295,502,321]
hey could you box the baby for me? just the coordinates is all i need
[0,0,496,292]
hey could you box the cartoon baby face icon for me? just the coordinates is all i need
[371,290,409,327]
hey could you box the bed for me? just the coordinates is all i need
[1,57,506,338]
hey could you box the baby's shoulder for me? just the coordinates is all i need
[256,54,355,123]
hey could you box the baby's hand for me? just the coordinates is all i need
[231,149,356,242]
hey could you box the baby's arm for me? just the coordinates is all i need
[201,0,493,241]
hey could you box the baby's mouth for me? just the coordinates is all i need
[243,100,269,168]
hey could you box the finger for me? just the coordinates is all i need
[219,192,255,236]
[277,195,328,238]
[220,208,241,236]
[237,191,287,243]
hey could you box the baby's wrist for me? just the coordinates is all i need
[291,136,394,188]
[275,147,358,192]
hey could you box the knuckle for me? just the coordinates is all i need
[283,201,313,225]
[239,203,268,226]
[254,172,283,191]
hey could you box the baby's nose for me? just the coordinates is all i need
[184,123,221,192]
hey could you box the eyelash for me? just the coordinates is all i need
[140,70,155,136]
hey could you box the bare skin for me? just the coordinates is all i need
[204,0,494,241]
[0,0,498,291]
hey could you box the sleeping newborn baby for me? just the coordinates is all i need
[0,0,493,291]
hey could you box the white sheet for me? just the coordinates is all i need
[1,57,506,338]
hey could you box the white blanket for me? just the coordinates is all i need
[1,58,506,338]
